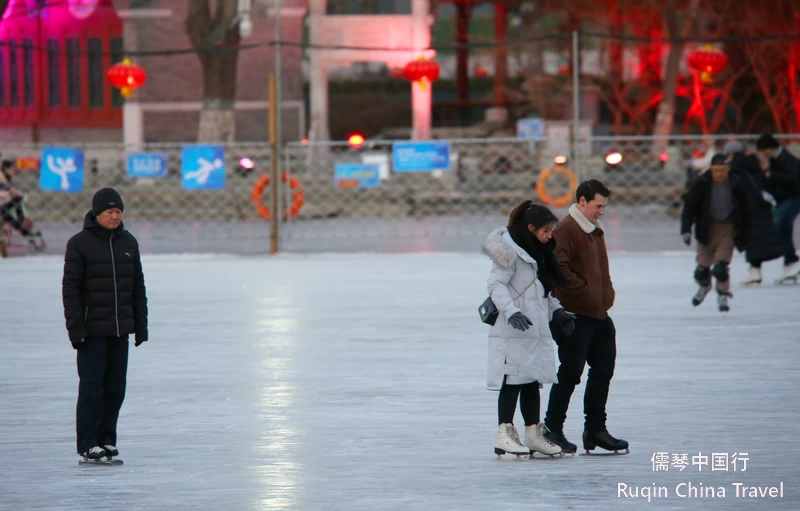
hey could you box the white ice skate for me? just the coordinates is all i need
[691,285,712,306]
[774,263,800,285]
[494,423,530,458]
[717,293,731,313]
[740,266,761,287]
[524,424,562,457]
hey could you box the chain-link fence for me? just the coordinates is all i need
[2,135,798,255]
[281,134,800,252]
[1,143,276,256]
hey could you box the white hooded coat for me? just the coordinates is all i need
[482,228,562,391]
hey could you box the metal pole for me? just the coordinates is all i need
[272,0,282,254]
[572,30,581,181]
[269,75,279,254]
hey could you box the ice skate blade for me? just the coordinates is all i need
[775,278,797,285]
[493,454,531,461]
[529,452,566,460]
[740,281,761,287]
[494,447,531,460]
[79,457,123,466]
[580,448,630,457]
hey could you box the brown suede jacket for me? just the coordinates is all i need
[551,205,615,320]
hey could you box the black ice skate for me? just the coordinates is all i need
[692,285,712,306]
[26,231,46,252]
[542,425,577,454]
[79,446,123,466]
[582,429,629,456]
[103,445,119,457]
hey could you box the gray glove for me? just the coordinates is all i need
[508,312,533,331]
[682,232,691,246]
[552,308,576,337]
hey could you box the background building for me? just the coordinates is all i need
[0,0,307,143]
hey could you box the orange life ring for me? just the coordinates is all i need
[536,166,577,207]
[251,172,304,220]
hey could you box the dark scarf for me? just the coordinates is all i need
[508,223,563,297]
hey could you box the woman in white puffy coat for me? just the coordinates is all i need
[482,201,576,458]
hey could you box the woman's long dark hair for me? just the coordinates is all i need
[506,200,562,297]
[508,200,559,230]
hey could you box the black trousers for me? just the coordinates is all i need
[545,315,616,434]
[498,378,540,426]
[76,336,129,454]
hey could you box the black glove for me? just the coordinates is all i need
[135,338,146,347]
[508,312,533,331]
[682,232,691,246]
[71,338,87,352]
[553,308,576,337]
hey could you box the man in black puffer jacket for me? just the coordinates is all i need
[62,187,148,462]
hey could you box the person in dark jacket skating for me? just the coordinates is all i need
[681,154,748,312]
[724,141,783,286]
[0,159,45,250]
[62,187,148,462]
[756,134,800,284]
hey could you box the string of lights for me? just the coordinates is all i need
[3,30,800,60]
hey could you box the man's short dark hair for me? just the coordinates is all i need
[576,179,611,203]
[1,159,13,170]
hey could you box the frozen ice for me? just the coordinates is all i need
[0,251,798,510]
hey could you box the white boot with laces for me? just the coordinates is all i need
[524,423,563,456]
[495,423,530,457]
[740,266,762,287]
[775,262,800,284]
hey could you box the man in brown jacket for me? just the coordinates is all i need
[542,179,629,455]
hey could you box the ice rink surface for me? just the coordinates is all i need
[1,250,798,510]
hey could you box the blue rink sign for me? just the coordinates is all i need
[392,141,451,172]
[335,163,381,188]
[181,145,225,190]
[39,147,84,193]
[127,152,168,178]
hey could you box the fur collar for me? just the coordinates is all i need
[569,204,603,233]
[482,228,536,268]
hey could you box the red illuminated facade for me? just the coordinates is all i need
[0,0,123,130]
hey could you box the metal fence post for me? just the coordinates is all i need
[572,30,582,182]
[269,75,279,254]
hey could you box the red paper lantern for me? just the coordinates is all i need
[687,45,727,83]
[107,58,147,98]
[475,66,489,77]
[403,58,440,89]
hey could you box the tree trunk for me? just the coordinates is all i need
[455,3,471,125]
[652,0,699,153]
[186,0,241,142]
